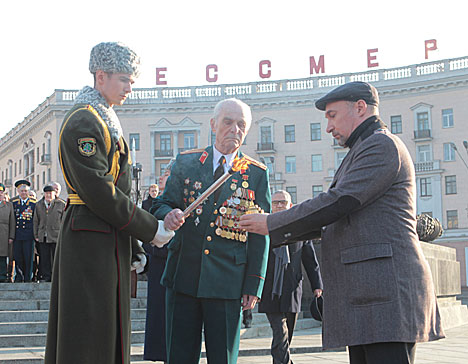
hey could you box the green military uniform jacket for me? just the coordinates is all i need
[153,146,271,299]
[45,104,158,364]
[33,197,65,243]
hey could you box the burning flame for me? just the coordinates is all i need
[231,157,251,173]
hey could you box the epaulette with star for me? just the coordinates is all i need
[11,197,20,203]
[243,154,267,170]
[29,198,37,203]
[180,148,205,155]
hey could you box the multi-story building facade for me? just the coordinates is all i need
[1,56,468,284]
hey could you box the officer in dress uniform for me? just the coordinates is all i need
[152,98,271,364]
[11,180,36,282]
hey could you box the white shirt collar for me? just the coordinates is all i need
[20,198,29,204]
[212,146,237,174]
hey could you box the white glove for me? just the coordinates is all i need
[151,220,175,248]
[131,253,147,274]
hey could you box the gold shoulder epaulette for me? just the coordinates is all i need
[11,197,19,202]
[180,148,205,155]
[30,198,37,203]
[243,154,267,170]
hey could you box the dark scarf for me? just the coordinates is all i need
[345,115,387,149]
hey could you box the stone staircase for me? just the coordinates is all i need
[0,281,321,363]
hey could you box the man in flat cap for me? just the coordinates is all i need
[33,185,65,282]
[11,180,36,282]
[241,81,445,364]
[45,42,173,364]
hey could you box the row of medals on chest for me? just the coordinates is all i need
[184,176,264,242]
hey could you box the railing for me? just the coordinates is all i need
[414,129,432,139]
[154,149,174,157]
[40,154,51,165]
[256,142,275,151]
[269,172,283,181]
[414,160,440,172]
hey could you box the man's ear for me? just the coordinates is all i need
[95,70,106,86]
[210,118,216,133]
[355,99,368,117]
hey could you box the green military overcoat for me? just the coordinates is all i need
[45,104,158,364]
[154,146,271,300]
[0,201,15,256]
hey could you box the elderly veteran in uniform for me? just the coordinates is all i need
[152,98,271,364]
[0,183,15,282]
[44,42,173,364]
[240,82,444,364]
[11,180,36,282]
[33,185,65,282]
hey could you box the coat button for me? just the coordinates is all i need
[204,249,210,255]
[206,236,212,241]
[210,222,215,228]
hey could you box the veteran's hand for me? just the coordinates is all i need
[8,239,13,244]
[164,208,185,231]
[242,294,259,311]
[239,213,269,235]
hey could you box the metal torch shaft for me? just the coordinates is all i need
[183,170,233,217]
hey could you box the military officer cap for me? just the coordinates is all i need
[315,81,379,111]
[0,183,5,191]
[15,179,31,188]
[89,42,141,78]
[43,185,54,192]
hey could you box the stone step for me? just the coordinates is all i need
[0,318,319,348]
[0,298,147,311]
[0,288,148,301]
[0,309,147,323]
[0,319,147,336]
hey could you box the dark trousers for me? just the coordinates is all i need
[38,242,56,281]
[166,288,242,364]
[0,256,7,281]
[349,342,416,364]
[13,239,34,282]
[266,312,298,364]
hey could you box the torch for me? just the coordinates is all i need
[182,157,251,218]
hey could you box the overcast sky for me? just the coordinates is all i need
[1,0,466,137]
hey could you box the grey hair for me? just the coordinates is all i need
[212,98,252,125]
[51,181,62,195]
[272,189,292,202]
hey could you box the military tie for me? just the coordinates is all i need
[214,156,226,201]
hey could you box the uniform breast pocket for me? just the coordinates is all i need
[341,243,397,306]
[71,214,111,233]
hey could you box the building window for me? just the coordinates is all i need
[129,133,140,151]
[37,147,40,164]
[336,151,347,169]
[37,175,40,191]
[160,163,168,176]
[183,133,195,149]
[311,154,323,172]
[285,156,296,174]
[420,177,432,197]
[43,171,46,185]
[391,115,402,134]
[312,185,323,198]
[286,186,297,204]
[310,123,321,141]
[284,125,295,143]
[14,163,17,177]
[160,134,171,151]
[442,108,453,128]
[417,145,431,162]
[47,168,51,183]
[260,126,272,143]
[443,143,456,161]
[19,160,21,175]
[417,112,429,131]
[446,210,458,229]
[445,175,457,194]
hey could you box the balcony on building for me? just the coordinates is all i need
[40,154,51,165]
[4,178,12,187]
[256,142,275,153]
[413,129,432,141]
[154,149,174,158]
[414,160,442,174]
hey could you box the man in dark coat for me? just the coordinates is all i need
[259,190,323,364]
[44,42,173,364]
[153,98,271,364]
[11,180,36,282]
[33,185,65,282]
[142,183,159,212]
[240,82,445,364]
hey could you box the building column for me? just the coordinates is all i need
[150,131,155,175]
[173,131,178,156]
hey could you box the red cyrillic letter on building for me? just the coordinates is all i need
[367,49,379,68]
[309,55,325,74]
[156,68,167,85]
[206,64,218,82]
[259,60,271,79]
[425,39,437,59]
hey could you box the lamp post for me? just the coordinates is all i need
[451,143,468,172]
[131,138,143,206]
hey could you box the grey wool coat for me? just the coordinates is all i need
[0,201,15,256]
[267,120,445,349]
[33,198,65,243]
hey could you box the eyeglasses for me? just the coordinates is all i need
[272,200,289,206]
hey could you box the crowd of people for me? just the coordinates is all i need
[1,41,445,364]
[0,180,64,283]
